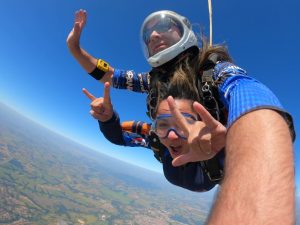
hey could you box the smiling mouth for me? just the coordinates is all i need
[170,145,182,157]
[153,43,167,52]
[155,44,166,49]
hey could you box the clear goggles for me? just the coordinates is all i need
[142,16,183,44]
[152,113,197,139]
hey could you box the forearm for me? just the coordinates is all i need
[68,45,113,83]
[207,109,295,225]
[67,42,96,72]
[99,112,125,146]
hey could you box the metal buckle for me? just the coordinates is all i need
[206,170,223,182]
[200,161,223,182]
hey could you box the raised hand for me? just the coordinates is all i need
[67,9,87,50]
[167,96,226,167]
[82,82,114,122]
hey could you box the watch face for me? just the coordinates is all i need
[97,59,109,72]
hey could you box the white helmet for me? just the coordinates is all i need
[140,10,198,68]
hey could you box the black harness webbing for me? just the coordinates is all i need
[148,131,166,163]
[200,153,224,183]
[197,53,224,183]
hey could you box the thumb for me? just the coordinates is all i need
[172,153,193,167]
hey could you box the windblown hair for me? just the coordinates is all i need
[147,36,232,119]
[152,61,200,119]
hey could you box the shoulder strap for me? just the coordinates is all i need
[198,53,222,121]
[197,53,226,183]
[200,151,224,184]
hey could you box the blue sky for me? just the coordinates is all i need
[0,0,299,196]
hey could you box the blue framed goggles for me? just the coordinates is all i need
[143,17,182,44]
[152,113,197,139]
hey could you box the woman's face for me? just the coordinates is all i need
[144,18,182,56]
[155,98,196,159]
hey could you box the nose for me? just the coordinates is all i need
[149,30,161,42]
[167,129,179,140]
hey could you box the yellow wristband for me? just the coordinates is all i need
[97,59,109,72]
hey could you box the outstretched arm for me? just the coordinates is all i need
[207,109,295,225]
[67,9,113,83]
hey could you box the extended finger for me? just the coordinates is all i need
[79,9,87,26]
[75,10,80,22]
[167,96,189,135]
[82,88,96,101]
[193,101,220,130]
[103,82,111,105]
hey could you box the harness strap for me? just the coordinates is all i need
[200,151,224,183]
[197,53,224,183]
[148,131,166,163]
[202,83,220,121]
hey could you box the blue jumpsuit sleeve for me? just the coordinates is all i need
[112,69,150,93]
[213,62,295,135]
[99,111,151,148]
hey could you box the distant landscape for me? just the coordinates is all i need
[0,102,216,225]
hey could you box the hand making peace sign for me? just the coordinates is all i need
[167,96,226,167]
[82,82,114,122]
